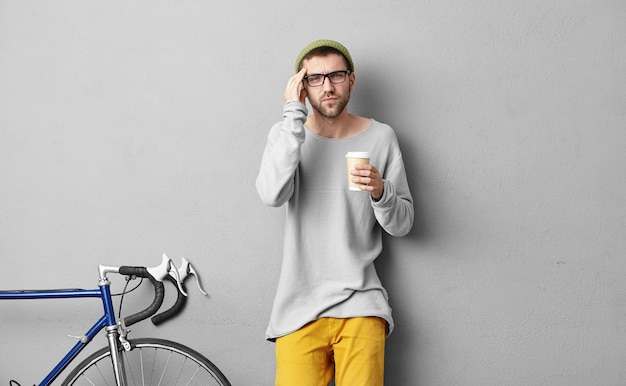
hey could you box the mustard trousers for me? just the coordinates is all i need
[275,317,387,386]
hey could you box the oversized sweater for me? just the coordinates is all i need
[256,101,414,341]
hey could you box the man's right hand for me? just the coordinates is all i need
[284,68,307,104]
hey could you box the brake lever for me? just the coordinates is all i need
[147,254,187,296]
[177,257,208,296]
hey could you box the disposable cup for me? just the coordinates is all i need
[345,152,371,191]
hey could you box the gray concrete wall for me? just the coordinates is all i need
[1,1,625,384]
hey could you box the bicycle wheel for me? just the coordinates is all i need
[61,338,231,386]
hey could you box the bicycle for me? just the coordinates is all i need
[0,254,232,386]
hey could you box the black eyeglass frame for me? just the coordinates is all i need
[303,70,351,87]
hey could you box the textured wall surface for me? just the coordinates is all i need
[1,1,625,385]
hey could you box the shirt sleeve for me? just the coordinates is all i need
[256,101,308,207]
[372,152,414,237]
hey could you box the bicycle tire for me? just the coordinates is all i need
[61,338,231,386]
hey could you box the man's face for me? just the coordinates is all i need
[302,53,355,119]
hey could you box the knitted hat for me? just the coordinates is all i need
[295,39,354,73]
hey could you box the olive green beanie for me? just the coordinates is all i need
[294,39,354,73]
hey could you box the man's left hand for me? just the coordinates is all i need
[352,164,384,201]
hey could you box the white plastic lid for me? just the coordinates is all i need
[345,151,371,158]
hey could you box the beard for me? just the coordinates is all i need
[310,91,350,119]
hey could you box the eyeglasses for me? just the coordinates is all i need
[303,70,351,87]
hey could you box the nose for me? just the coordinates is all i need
[321,76,335,92]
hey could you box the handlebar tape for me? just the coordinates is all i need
[119,266,165,327]
[151,275,188,326]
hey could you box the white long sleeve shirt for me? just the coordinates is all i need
[256,101,414,340]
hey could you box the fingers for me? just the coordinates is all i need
[350,167,377,185]
[352,163,377,176]
[351,164,384,200]
[284,68,307,104]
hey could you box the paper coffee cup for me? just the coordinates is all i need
[346,152,371,191]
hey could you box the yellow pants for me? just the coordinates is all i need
[275,317,387,386]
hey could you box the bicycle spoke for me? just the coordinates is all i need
[121,349,138,386]
[163,350,173,386]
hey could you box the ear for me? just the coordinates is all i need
[349,72,356,92]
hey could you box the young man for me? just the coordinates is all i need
[256,39,414,386]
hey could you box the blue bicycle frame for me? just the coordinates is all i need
[0,282,118,385]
